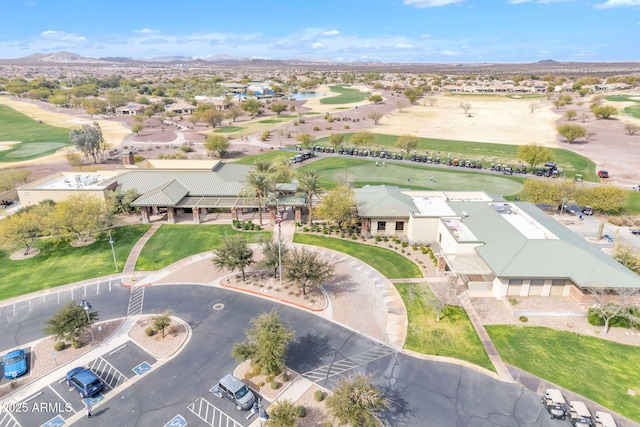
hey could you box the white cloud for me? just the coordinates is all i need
[395,43,413,49]
[403,0,464,8]
[420,33,432,38]
[311,42,324,49]
[322,30,340,36]
[442,50,461,56]
[40,30,87,43]
[595,0,640,8]
[508,0,578,3]
[135,28,159,34]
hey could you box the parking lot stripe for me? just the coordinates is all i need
[0,411,21,427]
[302,344,396,382]
[88,357,128,389]
[188,397,242,427]
[47,384,73,413]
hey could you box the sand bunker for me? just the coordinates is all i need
[374,95,561,147]
[0,141,20,151]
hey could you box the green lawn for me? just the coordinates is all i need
[487,325,640,422]
[214,126,244,133]
[135,224,269,271]
[232,149,297,165]
[396,283,494,371]
[624,191,640,214]
[0,104,72,161]
[257,119,287,124]
[0,225,151,300]
[298,157,525,196]
[605,95,640,119]
[293,233,422,279]
[320,85,370,105]
[312,133,597,181]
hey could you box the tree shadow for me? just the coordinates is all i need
[286,332,333,372]
[378,383,418,426]
[322,273,358,298]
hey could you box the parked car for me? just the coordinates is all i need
[597,170,609,178]
[2,349,27,379]
[569,401,594,427]
[212,374,256,410]
[601,234,613,242]
[66,367,104,398]
[594,411,617,427]
[542,388,567,420]
[632,229,640,236]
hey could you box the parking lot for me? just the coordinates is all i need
[2,341,156,427]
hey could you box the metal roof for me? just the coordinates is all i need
[354,186,417,218]
[132,180,188,207]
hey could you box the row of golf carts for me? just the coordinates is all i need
[543,389,617,426]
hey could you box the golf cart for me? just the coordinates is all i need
[542,389,567,420]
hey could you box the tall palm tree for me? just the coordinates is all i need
[240,171,272,226]
[297,169,324,225]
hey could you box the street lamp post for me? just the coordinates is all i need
[108,231,118,272]
[276,199,283,289]
[81,297,94,342]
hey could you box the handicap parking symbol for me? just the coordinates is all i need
[82,394,104,406]
[133,361,152,375]
[164,414,187,427]
[41,414,65,427]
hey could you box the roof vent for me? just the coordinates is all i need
[461,211,469,217]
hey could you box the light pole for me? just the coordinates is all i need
[258,398,269,427]
[108,231,118,271]
[276,198,283,289]
[81,297,94,342]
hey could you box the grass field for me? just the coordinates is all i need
[298,157,525,196]
[312,133,597,181]
[0,104,72,161]
[232,150,296,165]
[396,283,494,371]
[214,126,244,133]
[487,325,640,422]
[605,94,640,119]
[0,225,151,300]
[293,233,422,279]
[320,85,370,105]
[135,224,269,271]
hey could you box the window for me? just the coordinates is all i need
[395,222,404,231]
[552,279,565,285]
[530,279,544,285]
[377,221,386,231]
[509,279,523,285]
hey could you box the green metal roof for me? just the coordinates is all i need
[446,201,640,289]
[354,186,417,218]
[132,180,188,207]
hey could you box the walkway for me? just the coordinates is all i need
[123,223,161,273]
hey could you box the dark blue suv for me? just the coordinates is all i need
[66,367,104,398]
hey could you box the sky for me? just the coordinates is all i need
[1,0,639,63]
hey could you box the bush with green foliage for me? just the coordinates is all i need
[314,390,325,401]
[72,340,83,349]
[519,316,528,323]
[145,327,155,336]
[296,406,307,418]
[271,381,281,389]
[588,307,639,329]
[179,144,195,152]
[54,341,65,351]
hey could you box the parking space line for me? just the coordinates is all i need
[47,384,74,413]
[127,287,145,316]
[188,397,242,427]
[302,344,395,382]
[87,357,127,390]
[0,411,21,427]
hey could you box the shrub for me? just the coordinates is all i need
[344,124,350,129]
[271,381,281,390]
[313,126,320,131]
[326,126,333,130]
[519,316,528,323]
[53,341,65,351]
[314,390,325,401]
[72,340,83,349]
[401,241,408,248]
[296,406,307,418]
[254,225,261,231]
[179,144,195,152]
[375,235,381,242]
[265,375,274,383]
[145,327,155,336]
[351,235,357,240]
[303,227,309,232]
[281,371,289,382]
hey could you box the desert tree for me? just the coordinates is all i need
[529,102,542,114]
[107,188,139,215]
[267,399,299,427]
[295,132,314,149]
[368,111,383,125]
[573,185,627,214]
[52,194,113,243]
[459,102,472,117]
[404,87,421,104]
[226,105,244,123]
[329,132,344,150]
[284,247,335,296]
[565,109,577,121]
[519,180,563,205]
[131,123,143,136]
[64,151,84,170]
[405,281,453,322]
[240,99,262,117]
[350,131,375,148]
[325,374,389,427]
[517,143,554,170]
[270,103,288,115]
[0,169,30,192]
[588,286,638,334]
[425,96,437,106]
[231,310,295,376]
[69,122,108,163]
[613,244,640,275]
[592,104,618,119]
[313,185,358,233]
[394,134,419,159]
[205,134,230,158]
[368,94,383,104]
[624,123,640,136]
[556,123,587,143]
[43,300,98,343]
[152,310,173,338]
[211,234,254,281]
[0,202,53,255]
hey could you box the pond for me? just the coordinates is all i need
[287,92,323,101]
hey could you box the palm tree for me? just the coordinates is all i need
[297,169,324,225]
[240,171,272,227]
